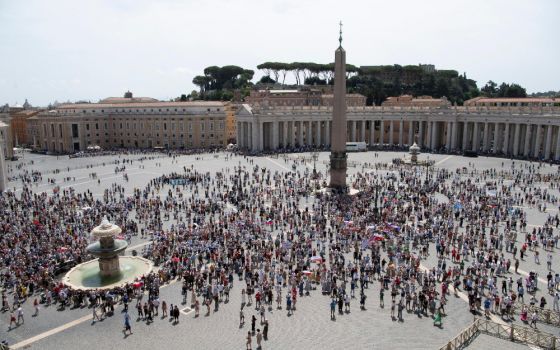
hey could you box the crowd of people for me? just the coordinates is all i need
[1,149,560,348]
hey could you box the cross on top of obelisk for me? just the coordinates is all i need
[339,21,343,47]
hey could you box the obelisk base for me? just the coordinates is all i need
[329,151,347,191]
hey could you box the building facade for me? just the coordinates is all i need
[236,98,560,160]
[28,94,230,153]
[382,95,450,108]
[245,88,366,108]
[11,110,41,146]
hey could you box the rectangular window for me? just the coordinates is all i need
[72,124,79,138]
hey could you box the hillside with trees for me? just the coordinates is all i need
[188,62,529,106]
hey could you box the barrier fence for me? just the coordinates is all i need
[440,317,559,350]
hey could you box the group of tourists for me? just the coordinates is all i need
[1,149,560,348]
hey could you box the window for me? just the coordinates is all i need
[95,123,99,130]
[72,124,79,138]
[86,124,90,131]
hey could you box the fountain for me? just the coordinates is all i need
[63,218,153,290]
[409,142,420,164]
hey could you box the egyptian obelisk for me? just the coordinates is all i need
[329,22,348,191]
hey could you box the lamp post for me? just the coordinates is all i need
[237,161,242,200]
[374,179,380,221]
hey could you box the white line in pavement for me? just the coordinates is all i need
[10,277,181,348]
[435,155,453,166]
[265,157,291,171]
[10,313,92,349]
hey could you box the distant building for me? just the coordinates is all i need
[419,64,436,73]
[11,110,41,146]
[465,97,560,107]
[245,88,366,107]
[382,95,450,108]
[28,92,230,154]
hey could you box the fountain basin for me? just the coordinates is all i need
[86,239,128,258]
[63,256,153,291]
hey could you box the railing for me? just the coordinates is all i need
[439,319,480,350]
[440,318,560,350]
[476,317,558,349]
[512,302,560,327]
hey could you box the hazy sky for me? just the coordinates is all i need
[1,0,559,106]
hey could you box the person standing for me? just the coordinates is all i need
[251,314,256,333]
[239,308,245,327]
[33,298,39,317]
[263,320,269,340]
[162,300,168,318]
[174,305,180,323]
[246,331,252,350]
[16,306,24,325]
[9,312,16,329]
[92,304,101,323]
[256,329,263,349]
[123,312,132,335]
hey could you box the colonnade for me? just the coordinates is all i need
[237,116,560,161]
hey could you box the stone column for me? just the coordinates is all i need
[492,123,500,154]
[259,121,264,151]
[418,121,424,148]
[533,124,542,158]
[316,121,322,146]
[462,122,469,151]
[482,122,489,152]
[446,122,452,151]
[544,125,553,160]
[380,120,385,145]
[283,121,289,147]
[472,122,479,152]
[389,120,394,145]
[236,121,242,147]
[298,121,304,146]
[426,121,432,150]
[523,125,532,157]
[503,123,510,155]
[360,120,366,142]
[350,120,356,142]
[408,121,414,145]
[370,120,375,145]
[325,121,330,146]
[513,123,520,156]
[430,122,437,150]
[451,121,458,151]
[307,121,313,146]
[272,121,279,150]
[399,120,404,147]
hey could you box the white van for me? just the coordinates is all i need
[346,142,367,152]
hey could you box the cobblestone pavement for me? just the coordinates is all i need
[1,150,559,349]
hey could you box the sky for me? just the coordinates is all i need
[1,0,559,106]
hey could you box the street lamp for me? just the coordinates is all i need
[237,161,242,200]
[312,152,319,178]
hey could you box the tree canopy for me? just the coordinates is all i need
[481,81,527,98]
[192,65,254,100]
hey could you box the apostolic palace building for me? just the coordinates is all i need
[236,95,560,160]
[25,92,234,153]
